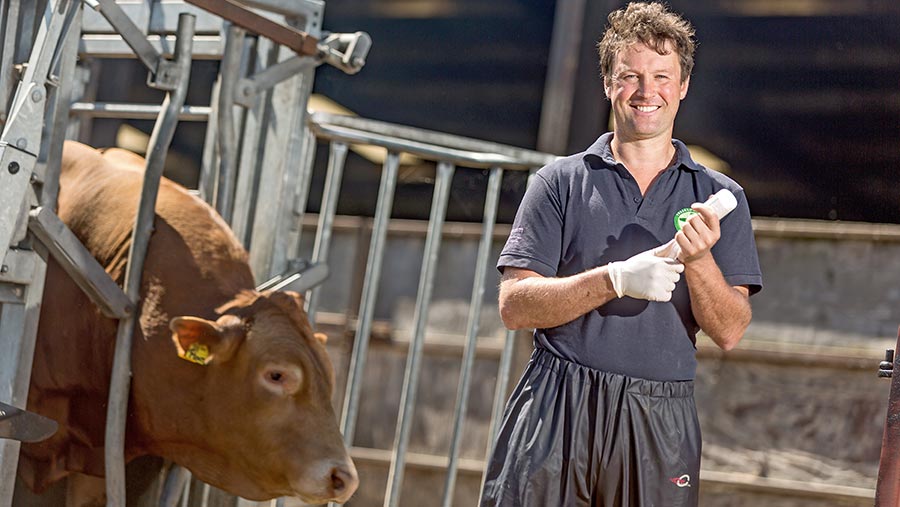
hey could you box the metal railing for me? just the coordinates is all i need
[306,111,555,507]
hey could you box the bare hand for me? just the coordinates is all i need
[675,202,720,263]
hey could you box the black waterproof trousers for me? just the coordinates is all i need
[480,348,701,507]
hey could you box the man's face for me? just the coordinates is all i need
[604,41,690,143]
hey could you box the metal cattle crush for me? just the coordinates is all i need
[0,1,554,506]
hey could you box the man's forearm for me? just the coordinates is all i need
[499,267,618,330]
[684,255,751,350]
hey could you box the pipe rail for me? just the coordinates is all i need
[306,114,551,506]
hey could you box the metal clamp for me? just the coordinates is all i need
[256,259,329,293]
[317,31,371,75]
[880,349,894,378]
[88,0,182,91]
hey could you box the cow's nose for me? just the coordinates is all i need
[330,464,359,500]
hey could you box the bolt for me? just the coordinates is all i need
[15,138,26,150]
[31,88,43,102]
[8,161,20,174]
[1,265,8,274]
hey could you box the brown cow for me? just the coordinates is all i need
[19,141,358,504]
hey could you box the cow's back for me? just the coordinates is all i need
[21,141,256,491]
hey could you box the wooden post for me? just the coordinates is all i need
[876,327,900,506]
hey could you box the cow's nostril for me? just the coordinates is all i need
[331,466,355,494]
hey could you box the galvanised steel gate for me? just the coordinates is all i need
[0,1,557,506]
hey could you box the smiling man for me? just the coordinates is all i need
[479,3,763,506]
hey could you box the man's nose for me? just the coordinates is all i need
[636,75,655,95]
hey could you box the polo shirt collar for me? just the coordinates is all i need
[583,133,701,172]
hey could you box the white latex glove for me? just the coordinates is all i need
[607,246,685,302]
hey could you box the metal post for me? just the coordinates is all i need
[104,13,195,506]
[0,264,47,507]
[441,167,503,507]
[479,169,538,501]
[285,127,317,259]
[876,326,900,506]
[213,23,244,223]
[0,1,77,504]
[0,0,21,122]
[305,141,348,322]
[384,161,456,507]
[338,151,400,444]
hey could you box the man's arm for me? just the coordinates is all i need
[499,245,685,330]
[676,203,752,350]
[498,266,618,330]
[683,258,751,350]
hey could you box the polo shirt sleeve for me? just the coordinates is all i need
[497,172,562,277]
[713,188,763,295]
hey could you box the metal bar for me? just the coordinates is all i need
[310,122,528,170]
[876,326,900,506]
[229,36,269,247]
[38,0,81,208]
[478,326,516,499]
[91,0,162,75]
[17,0,64,94]
[81,1,224,35]
[0,0,21,122]
[0,0,73,260]
[105,13,195,507]
[228,0,323,18]
[160,465,192,507]
[79,34,226,59]
[184,0,319,56]
[441,167,503,507]
[69,102,211,121]
[304,141,348,322]
[27,207,132,319]
[285,126,317,258]
[384,161,455,507]
[198,76,220,204]
[310,112,556,168]
[0,147,38,267]
[479,169,537,499]
[234,55,316,107]
[245,37,315,280]
[339,151,400,444]
[0,260,48,507]
[214,24,244,223]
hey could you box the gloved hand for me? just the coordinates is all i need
[607,246,685,302]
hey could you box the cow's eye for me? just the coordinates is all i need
[260,365,302,395]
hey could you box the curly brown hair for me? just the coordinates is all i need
[597,2,696,85]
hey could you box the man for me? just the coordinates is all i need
[480,2,762,506]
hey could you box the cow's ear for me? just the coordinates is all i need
[314,332,328,344]
[170,316,242,365]
[281,290,305,310]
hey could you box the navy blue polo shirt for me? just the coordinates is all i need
[498,133,762,381]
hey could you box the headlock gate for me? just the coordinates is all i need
[0,1,555,506]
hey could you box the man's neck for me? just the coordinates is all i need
[610,134,676,177]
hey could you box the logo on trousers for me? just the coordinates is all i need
[669,474,691,488]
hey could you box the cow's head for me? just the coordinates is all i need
[167,290,358,503]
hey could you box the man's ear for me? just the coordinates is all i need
[680,75,691,100]
[314,332,328,345]
[170,315,243,365]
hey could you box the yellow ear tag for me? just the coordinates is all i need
[181,343,211,366]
